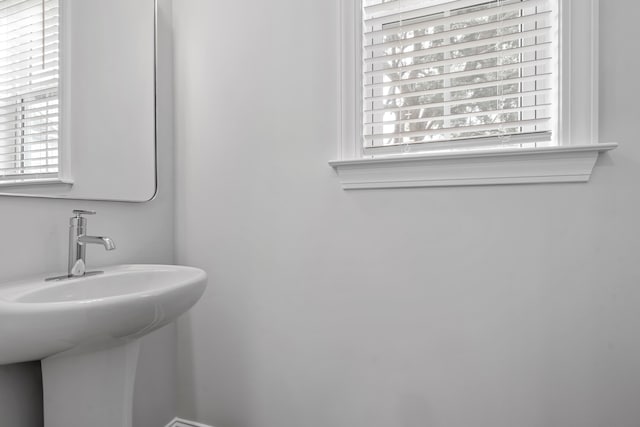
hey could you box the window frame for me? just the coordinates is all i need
[330,0,617,189]
[0,0,71,188]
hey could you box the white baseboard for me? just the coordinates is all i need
[165,417,214,427]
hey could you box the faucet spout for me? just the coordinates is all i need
[78,235,116,251]
[65,210,116,278]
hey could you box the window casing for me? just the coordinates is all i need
[331,0,617,189]
[0,0,60,185]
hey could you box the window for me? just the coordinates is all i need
[364,0,556,154]
[331,0,617,189]
[0,0,60,185]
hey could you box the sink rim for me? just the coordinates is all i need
[0,264,207,309]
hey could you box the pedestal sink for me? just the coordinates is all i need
[0,264,207,427]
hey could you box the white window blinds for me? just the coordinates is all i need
[0,0,59,183]
[362,0,557,154]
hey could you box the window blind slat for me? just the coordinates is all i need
[1,173,59,183]
[0,45,58,70]
[0,84,57,104]
[365,26,552,66]
[364,0,495,26]
[0,137,57,150]
[0,96,56,116]
[1,81,58,102]
[0,129,57,144]
[0,152,57,166]
[363,131,552,155]
[0,4,57,30]
[364,42,552,79]
[0,122,58,140]
[364,118,551,142]
[0,154,57,167]
[364,58,551,102]
[0,113,58,130]
[364,12,550,55]
[363,0,449,19]
[0,69,58,91]
[0,0,51,21]
[0,146,56,156]
[365,104,552,126]
[0,22,58,49]
[0,51,58,76]
[365,71,551,92]
[0,0,42,13]
[0,62,58,86]
[0,162,58,176]
[365,88,552,114]
[364,0,548,39]
[0,58,58,82]
[0,102,56,121]
[365,57,551,92]
[0,33,58,59]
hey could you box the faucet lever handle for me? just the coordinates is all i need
[72,209,96,217]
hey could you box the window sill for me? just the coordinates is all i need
[329,143,618,189]
[0,177,73,189]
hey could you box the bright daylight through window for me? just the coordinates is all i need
[0,0,59,184]
[363,0,556,156]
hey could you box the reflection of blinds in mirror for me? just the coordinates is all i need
[362,0,556,153]
[0,0,59,183]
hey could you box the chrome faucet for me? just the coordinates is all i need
[67,210,115,277]
[45,210,116,281]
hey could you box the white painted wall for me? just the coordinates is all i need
[0,1,176,426]
[173,1,640,426]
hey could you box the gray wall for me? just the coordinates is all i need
[0,1,176,426]
[173,1,640,426]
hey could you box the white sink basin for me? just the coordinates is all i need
[0,264,206,365]
[0,264,207,427]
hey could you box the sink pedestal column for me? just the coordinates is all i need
[41,340,141,427]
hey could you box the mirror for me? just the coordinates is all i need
[0,0,157,201]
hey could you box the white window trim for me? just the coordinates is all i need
[330,0,617,189]
[0,0,71,188]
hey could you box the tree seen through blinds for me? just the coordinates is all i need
[362,0,557,154]
[0,0,59,183]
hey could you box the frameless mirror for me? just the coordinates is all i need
[0,0,156,201]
